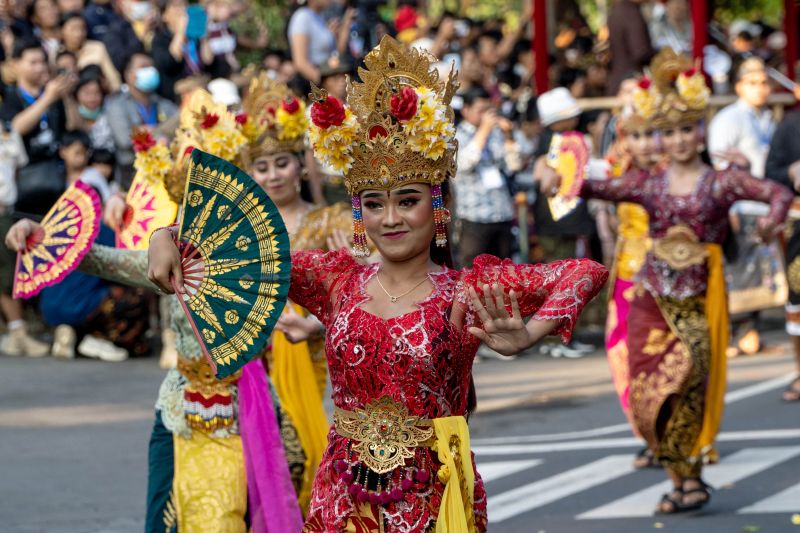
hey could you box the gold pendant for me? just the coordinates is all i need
[390,296,398,303]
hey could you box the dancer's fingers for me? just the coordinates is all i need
[469,286,492,324]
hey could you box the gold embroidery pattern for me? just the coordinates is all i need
[642,329,676,356]
[173,432,247,533]
[788,256,800,293]
[277,402,307,496]
[630,295,709,478]
[163,491,178,532]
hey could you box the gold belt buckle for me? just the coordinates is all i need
[334,396,435,474]
[653,225,707,270]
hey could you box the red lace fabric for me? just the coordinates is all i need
[290,250,608,532]
[582,167,793,299]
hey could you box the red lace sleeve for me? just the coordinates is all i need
[458,255,609,344]
[580,168,649,205]
[712,168,793,227]
[289,248,359,324]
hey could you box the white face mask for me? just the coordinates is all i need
[129,1,151,21]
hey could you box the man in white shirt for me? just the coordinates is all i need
[709,57,778,356]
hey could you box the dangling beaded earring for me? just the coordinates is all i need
[431,183,448,247]
[351,194,370,257]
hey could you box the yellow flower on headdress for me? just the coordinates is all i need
[676,68,710,110]
[631,77,660,121]
[197,110,248,162]
[309,107,359,173]
[132,129,174,184]
[275,98,308,142]
[236,112,260,143]
[403,87,455,161]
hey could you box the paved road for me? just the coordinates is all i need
[470,336,800,533]
[0,334,797,533]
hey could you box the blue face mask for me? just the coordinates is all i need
[78,105,102,120]
[134,66,160,93]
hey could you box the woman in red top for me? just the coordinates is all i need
[148,36,608,532]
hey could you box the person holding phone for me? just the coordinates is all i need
[151,0,215,102]
[288,0,355,83]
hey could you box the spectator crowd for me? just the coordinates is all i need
[0,0,798,361]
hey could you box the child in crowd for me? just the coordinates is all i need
[44,131,149,361]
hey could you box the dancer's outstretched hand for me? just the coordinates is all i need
[468,283,534,356]
[275,305,323,343]
[5,219,41,252]
[148,228,184,294]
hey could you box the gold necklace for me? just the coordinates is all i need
[375,270,429,303]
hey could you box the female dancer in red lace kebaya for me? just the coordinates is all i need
[148,36,608,532]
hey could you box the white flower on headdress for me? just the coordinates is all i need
[403,87,455,161]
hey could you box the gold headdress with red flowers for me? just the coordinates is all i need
[308,35,459,255]
[163,90,248,203]
[642,47,710,127]
[238,72,308,164]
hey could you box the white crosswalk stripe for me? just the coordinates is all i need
[478,445,800,523]
[738,481,800,514]
[477,459,542,483]
[486,455,635,522]
[577,446,800,519]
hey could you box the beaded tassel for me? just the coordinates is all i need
[431,184,448,247]
[351,195,370,257]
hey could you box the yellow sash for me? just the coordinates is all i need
[692,244,728,459]
[271,303,329,512]
[433,416,475,533]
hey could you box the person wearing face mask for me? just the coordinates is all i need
[102,0,155,73]
[105,51,177,187]
[68,66,114,149]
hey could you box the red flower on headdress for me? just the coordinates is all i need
[395,5,418,33]
[235,112,248,125]
[682,67,697,78]
[282,97,301,114]
[311,96,346,129]
[132,128,156,153]
[638,77,652,90]
[200,113,220,129]
[391,86,418,121]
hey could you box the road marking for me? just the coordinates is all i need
[472,423,632,445]
[477,459,542,483]
[473,429,800,456]
[738,481,800,514]
[487,455,634,523]
[724,372,799,403]
[578,446,800,519]
[474,372,798,447]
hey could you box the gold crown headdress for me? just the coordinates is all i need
[633,47,709,128]
[162,90,248,203]
[238,72,308,164]
[308,35,459,255]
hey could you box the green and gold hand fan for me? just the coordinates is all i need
[174,150,290,378]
